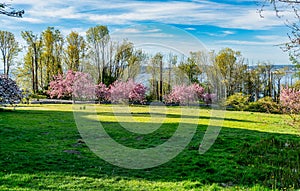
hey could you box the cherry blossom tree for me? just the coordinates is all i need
[280,86,300,123]
[48,71,74,99]
[95,82,109,102]
[203,93,217,105]
[109,79,146,104]
[48,70,96,100]
[164,83,204,105]
[72,72,96,100]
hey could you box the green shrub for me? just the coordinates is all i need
[29,93,47,100]
[292,80,300,91]
[226,93,249,111]
[246,97,281,114]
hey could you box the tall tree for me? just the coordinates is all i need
[215,48,245,97]
[65,31,86,71]
[21,31,42,93]
[0,31,20,76]
[167,53,177,92]
[178,52,202,83]
[147,53,163,100]
[42,27,64,86]
[115,40,134,80]
[86,25,110,83]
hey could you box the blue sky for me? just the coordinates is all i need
[0,0,295,67]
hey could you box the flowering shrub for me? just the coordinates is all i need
[48,71,73,99]
[95,82,109,102]
[109,79,147,104]
[0,75,22,105]
[48,70,95,100]
[203,93,216,105]
[164,83,204,105]
[72,72,96,100]
[280,87,300,122]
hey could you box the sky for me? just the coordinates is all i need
[0,0,296,69]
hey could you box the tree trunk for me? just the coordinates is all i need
[159,59,163,102]
[32,56,35,93]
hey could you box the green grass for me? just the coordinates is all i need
[0,104,299,190]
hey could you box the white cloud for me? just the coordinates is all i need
[185,28,196,31]
[1,0,293,65]
[222,31,235,35]
[7,0,289,30]
[255,35,289,43]
[205,30,236,37]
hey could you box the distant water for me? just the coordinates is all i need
[248,64,299,86]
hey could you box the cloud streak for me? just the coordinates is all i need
[6,0,287,30]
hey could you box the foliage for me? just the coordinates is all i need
[109,79,147,104]
[226,93,249,111]
[86,25,110,84]
[178,52,202,83]
[0,75,22,105]
[42,27,64,85]
[215,48,246,97]
[164,83,204,105]
[65,31,86,71]
[292,80,300,90]
[21,31,43,93]
[280,86,300,123]
[246,97,281,114]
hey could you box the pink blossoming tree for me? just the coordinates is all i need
[48,70,96,100]
[164,83,204,105]
[109,79,147,104]
[280,86,300,123]
[95,82,109,102]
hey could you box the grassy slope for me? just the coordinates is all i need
[0,104,299,191]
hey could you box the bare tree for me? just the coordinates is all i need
[261,0,300,72]
[0,30,20,76]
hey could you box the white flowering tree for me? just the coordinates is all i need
[0,75,22,105]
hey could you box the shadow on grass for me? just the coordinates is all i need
[97,111,259,124]
[0,107,299,190]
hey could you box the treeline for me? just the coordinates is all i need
[0,26,298,102]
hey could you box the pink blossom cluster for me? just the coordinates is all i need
[95,82,109,102]
[203,93,217,105]
[280,86,300,115]
[48,71,147,103]
[164,83,205,105]
[109,79,147,104]
[48,70,95,100]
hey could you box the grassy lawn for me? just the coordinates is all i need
[0,104,300,190]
